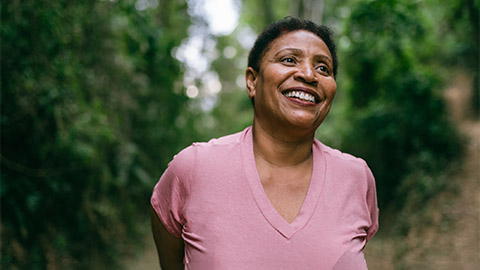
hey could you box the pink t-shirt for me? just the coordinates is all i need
[151,127,379,270]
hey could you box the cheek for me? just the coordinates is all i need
[262,66,292,83]
[326,80,337,98]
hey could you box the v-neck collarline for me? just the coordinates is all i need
[241,127,326,239]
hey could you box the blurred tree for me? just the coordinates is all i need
[425,0,479,115]
[289,0,325,23]
[1,0,193,269]
[341,0,464,214]
[241,0,291,31]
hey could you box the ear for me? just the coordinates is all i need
[245,67,258,99]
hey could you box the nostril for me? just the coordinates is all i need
[294,73,318,86]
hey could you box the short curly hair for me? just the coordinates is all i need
[247,17,338,77]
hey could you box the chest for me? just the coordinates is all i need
[258,167,312,224]
[183,179,366,270]
[181,157,371,269]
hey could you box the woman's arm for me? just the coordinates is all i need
[151,206,185,270]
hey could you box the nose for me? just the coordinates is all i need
[294,62,317,86]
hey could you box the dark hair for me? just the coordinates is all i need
[248,17,338,77]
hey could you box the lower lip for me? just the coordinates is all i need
[284,96,318,106]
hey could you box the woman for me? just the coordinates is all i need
[151,17,379,270]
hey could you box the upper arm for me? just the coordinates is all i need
[363,161,379,241]
[151,206,185,270]
[150,146,195,269]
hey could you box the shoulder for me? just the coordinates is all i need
[315,139,367,167]
[195,129,244,148]
[314,139,373,183]
[170,128,247,168]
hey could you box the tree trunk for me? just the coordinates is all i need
[289,0,324,24]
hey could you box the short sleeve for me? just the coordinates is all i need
[363,162,379,242]
[150,146,195,238]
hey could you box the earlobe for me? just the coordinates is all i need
[245,67,257,98]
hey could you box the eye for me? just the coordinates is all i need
[281,57,296,65]
[316,64,330,75]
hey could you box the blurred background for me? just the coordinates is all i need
[1,0,478,269]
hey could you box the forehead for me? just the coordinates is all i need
[264,30,331,58]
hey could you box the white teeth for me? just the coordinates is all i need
[284,91,316,103]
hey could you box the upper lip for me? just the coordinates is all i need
[281,87,321,103]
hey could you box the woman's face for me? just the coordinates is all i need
[246,30,337,134]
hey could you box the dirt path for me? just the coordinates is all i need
[402,72,480,269]
[365,72,480,269]
[365,119,479,270]
[122,235,159,270]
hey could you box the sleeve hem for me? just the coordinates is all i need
[151,196,183,238]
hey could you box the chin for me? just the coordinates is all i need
[289,119,323,131]
[288,113,325,129]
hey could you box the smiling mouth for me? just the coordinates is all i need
[282,90,319,104]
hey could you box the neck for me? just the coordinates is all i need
[252,120,315,167]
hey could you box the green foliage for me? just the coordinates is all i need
[1,0,193,269]
[1,0,474,268]
[340,0,464,211]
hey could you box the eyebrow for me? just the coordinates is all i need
[274,48,332,64]
[274,48,303,57]
[315,54,333,66]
